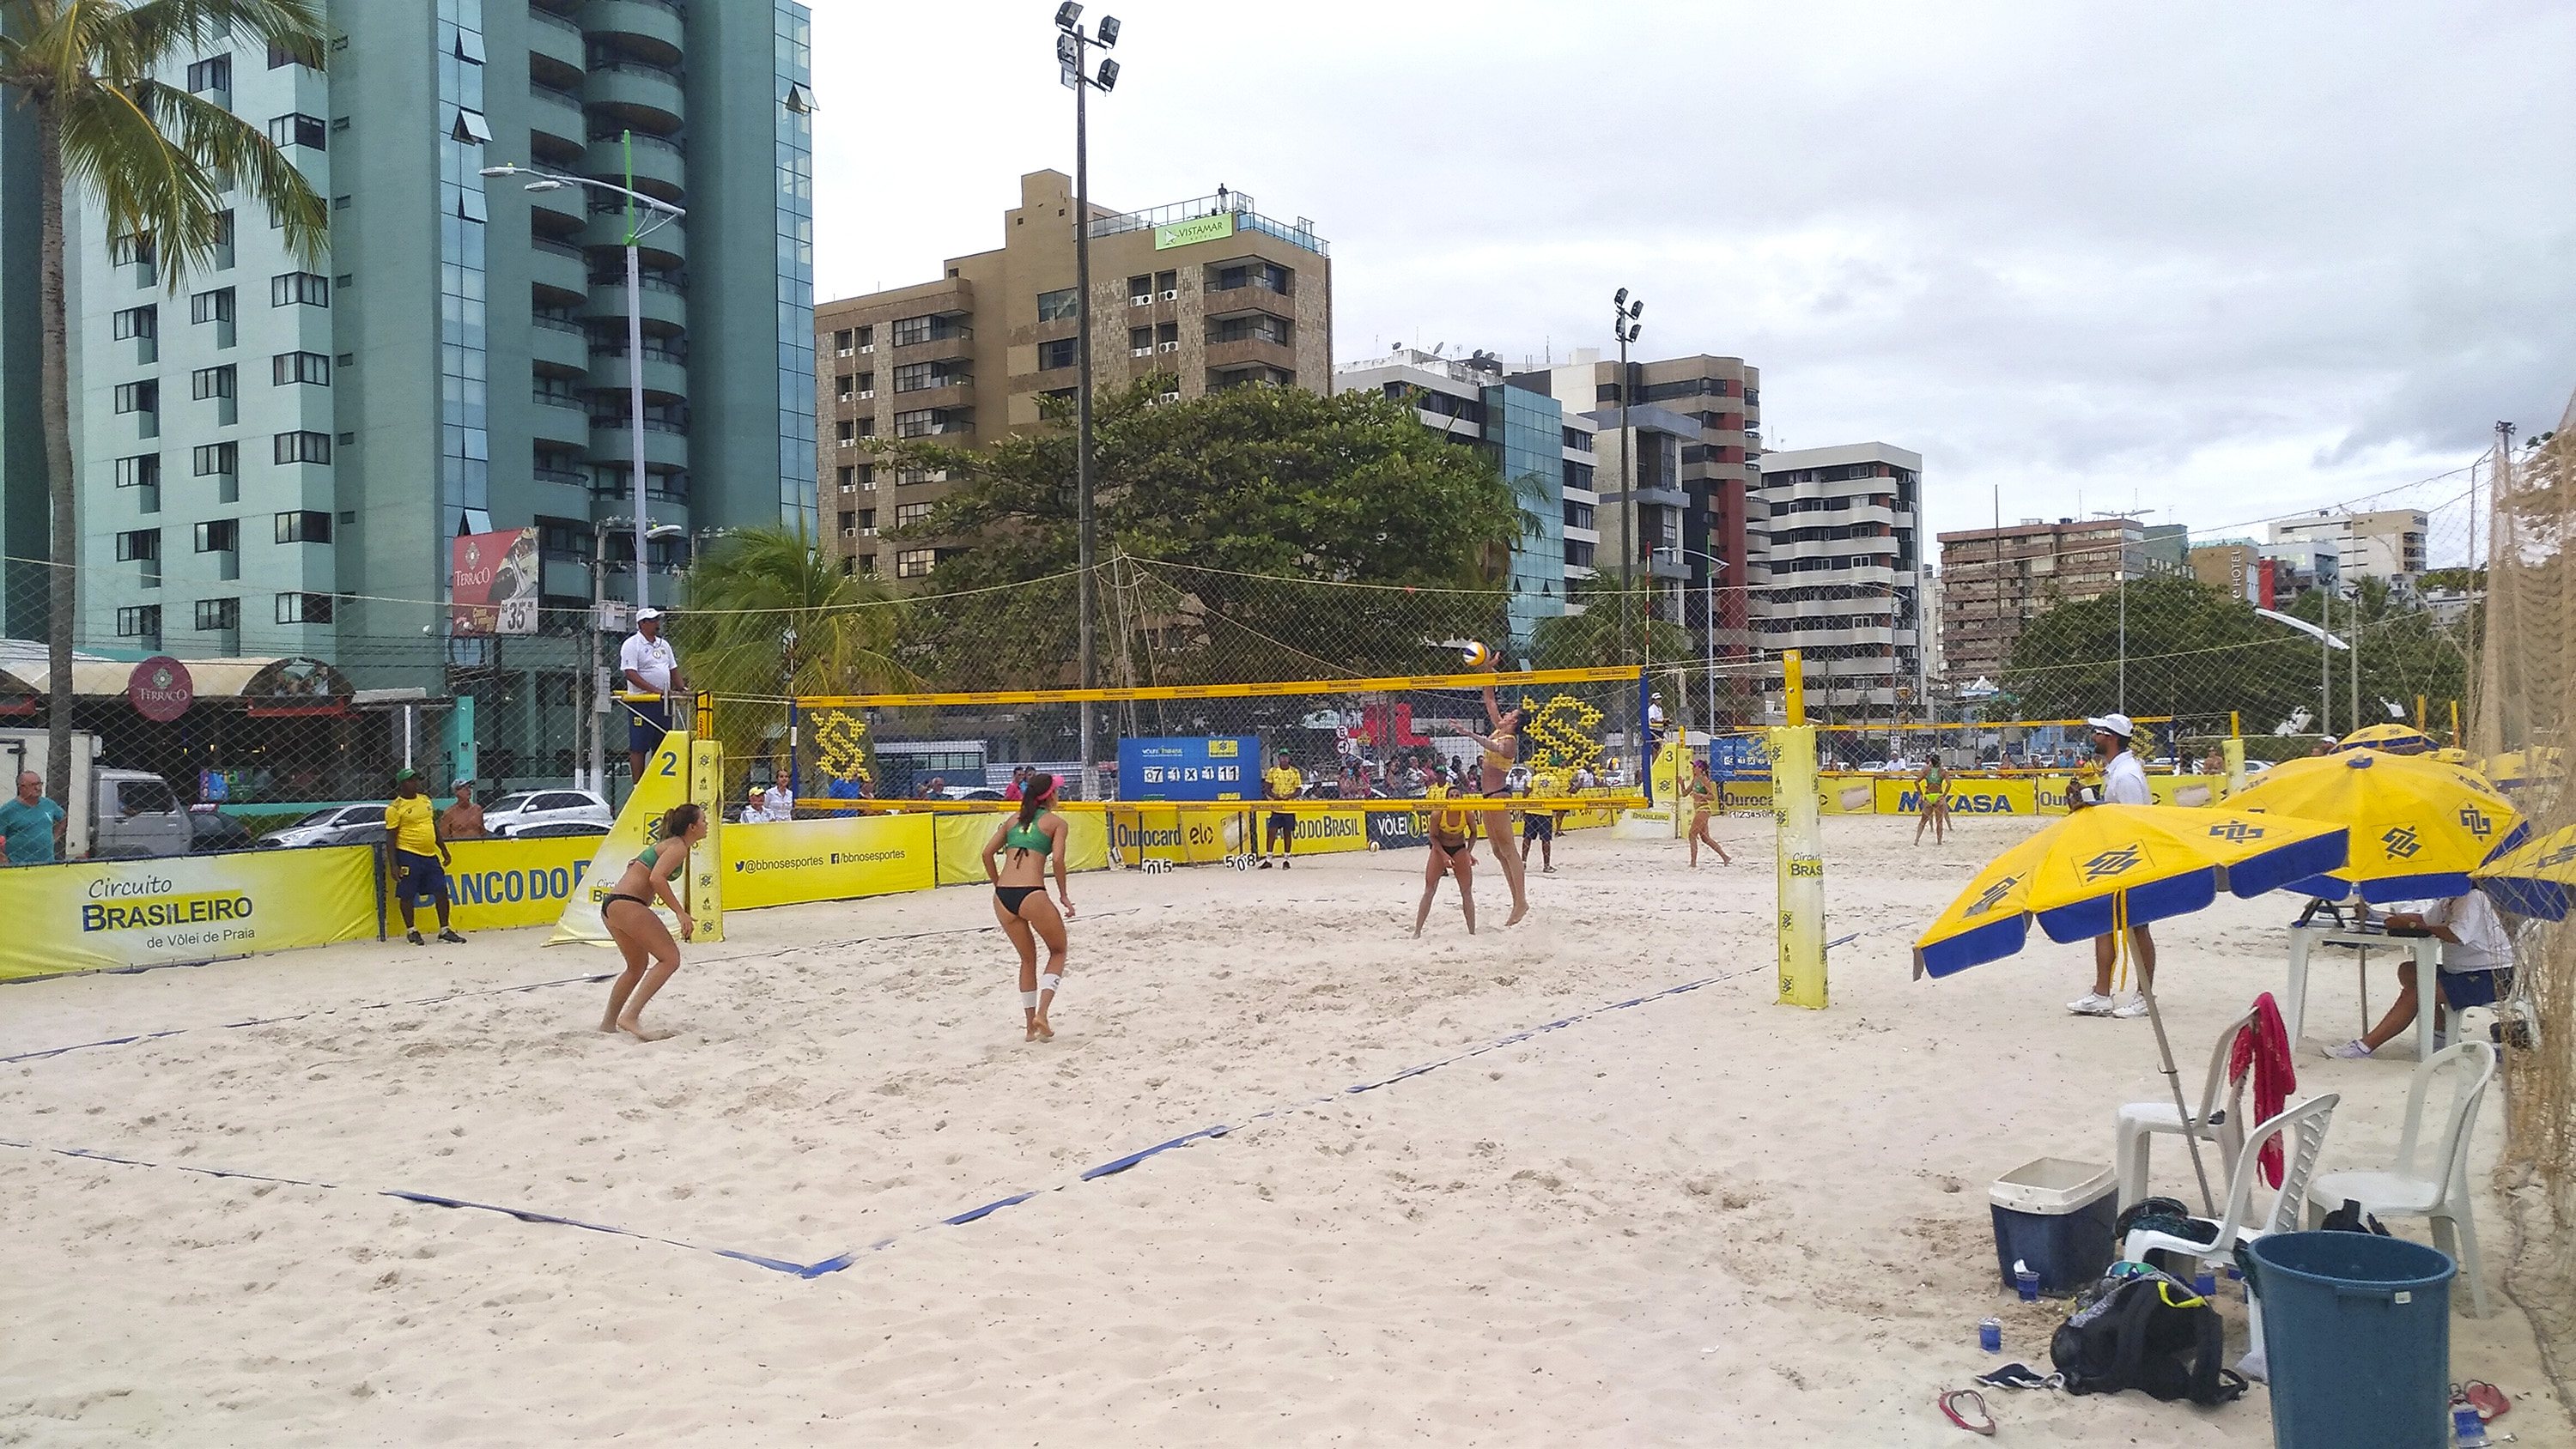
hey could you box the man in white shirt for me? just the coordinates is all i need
[619,608,685,788]
[2327,890,2514,1058]
[2070,712,2158,1019]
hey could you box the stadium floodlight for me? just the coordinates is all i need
[1057,31,1079,64]
[1097,15,1119,45]
[1055,2,1082,28]
[1095,58,1118,91]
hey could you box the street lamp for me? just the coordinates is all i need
[1613,288,1643,780]
[587,517,684,797]
[1657,545,1727,741]
[2255,604,2350,741]
[1055,4,1121,802]
[481,154,684,610]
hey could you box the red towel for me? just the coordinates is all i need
[2229,992,2298,1187]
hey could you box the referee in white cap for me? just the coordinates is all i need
[2069,712,2155,1018]
[620,607,686,788]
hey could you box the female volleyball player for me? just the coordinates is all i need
[1688,759,1731,867]
[599,803,709,1042]
[981,772,1075,1040]
[1473,678,1531,925]
[1413,782,1479,937]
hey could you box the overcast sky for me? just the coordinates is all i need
[811,2,2575,562]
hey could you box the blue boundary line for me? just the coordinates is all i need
[0,961,1777,1278]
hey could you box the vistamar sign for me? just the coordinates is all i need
[1152,213,1235,250]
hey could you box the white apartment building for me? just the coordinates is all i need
[1753,442,1926,718]
[2269,509,2428,589]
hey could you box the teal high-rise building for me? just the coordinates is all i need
[64,0,815,698]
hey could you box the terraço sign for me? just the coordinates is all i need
[1152,213,1236,250]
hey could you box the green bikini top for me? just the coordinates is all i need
[1003,812,1054,856]
[635,838,682,870]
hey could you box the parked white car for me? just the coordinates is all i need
[259,803,390,849]
[482,789,613,838]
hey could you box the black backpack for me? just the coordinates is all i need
[2050,1270,2247,1406]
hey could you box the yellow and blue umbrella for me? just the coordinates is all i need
[2336,723,2434,756]
[2482,747,2565,791]
[1914,804,2350,979]
[2227,750,2523,903]
[2474,822,2576,921]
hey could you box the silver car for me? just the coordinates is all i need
[481,788,613,838]
[258,803,391,849]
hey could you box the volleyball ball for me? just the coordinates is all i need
[1461,641,1494,669]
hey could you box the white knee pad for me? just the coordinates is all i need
[1020,990,1039,1009]
[1041,973,1062,997]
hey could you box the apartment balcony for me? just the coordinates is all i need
[528,238,591,299]
[584,58,683,138]
[530,395,592,446]
[527,8,586,77]
[1203,335,1296,373]
[529,318,589,373]
[588,418,690,470]
[579,275,687,330]
[583,0,685,62]
[583,131,683,205]
[1770,623,1897,650]
[890,322,974,361]
[585,345,690,402]
[891,375,973,403]
[580,208,683,269]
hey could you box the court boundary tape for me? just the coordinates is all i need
[0,960,1783,1279]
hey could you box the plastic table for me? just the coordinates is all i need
[2282,924,2443,1062]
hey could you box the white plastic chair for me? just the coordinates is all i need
[2309,1040,2498,1318]
[2116,1007,2257,1209]
[2122,1094,2339,1272]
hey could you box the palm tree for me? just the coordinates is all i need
[677,527,914,785]
[2,0,328,803]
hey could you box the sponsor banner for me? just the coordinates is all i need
[1117,737,1257,802]
[1152,213,1236,250]
[1875,779,2039,817]
[2151,774,2221,809]
[726,815,936,910]
[1716,782,1772,817]
[552,731,693,947]
[1771,725,1826,1009]
[427,836,600,932]
[1366,806,1428,850]
[449,527,540,636]
[0,846,375,980]
[1820,775,1879,815]
[935,811,1114,883]
[1560,791,1621,830]
[1107,808,1236,864]
[1292,808,1370,856]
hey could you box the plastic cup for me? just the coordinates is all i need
[2454,1406,2490,1446]
[2015,1267,2040,1302]
[2194,1271,2217,1299]
[1978,1318,2002,1353]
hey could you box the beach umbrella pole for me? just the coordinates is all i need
[2142,979,2219,1216]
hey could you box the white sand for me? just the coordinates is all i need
[1,814,2563,1446]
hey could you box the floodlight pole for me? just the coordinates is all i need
[1060,9,1121,802]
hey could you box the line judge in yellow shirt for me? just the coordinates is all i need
[1260,757,1303,868]
[385,768,465,947]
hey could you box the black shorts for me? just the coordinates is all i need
[393,849,447,903]
[624,697,670,754]
[1522,812,1555,841]
[1267,811,1296,836]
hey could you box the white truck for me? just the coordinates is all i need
[0,729,191,860]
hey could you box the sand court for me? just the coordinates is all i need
[2,815,2562,1445]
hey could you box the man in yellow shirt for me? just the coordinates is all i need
[386,768,465,946]
[1260,757,1303,869]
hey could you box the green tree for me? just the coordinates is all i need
[677,525,913,780]
[1528,576,1690,671]
[890,376,1522,686]
[2,0,329,803]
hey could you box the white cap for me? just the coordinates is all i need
[635,607,663,621]
[2087,712,2135,738]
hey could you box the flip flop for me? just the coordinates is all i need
[2464,1380,2512,1422]
[1939,1389,1996,1436]
[1973,1361,2064,1391]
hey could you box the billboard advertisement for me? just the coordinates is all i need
[1116,737,1257,801]
[450,527,541,635]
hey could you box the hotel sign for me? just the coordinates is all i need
[1152,213,1236,250]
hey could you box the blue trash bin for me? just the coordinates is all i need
[2247,1231,2455,1449]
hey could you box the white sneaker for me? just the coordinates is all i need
[2068,992,2117,1016]
[2111,995,2152,1019]
[2324,1038,2375,1059]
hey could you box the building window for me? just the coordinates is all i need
[1564,539,1596,567]
[1038,337,1077,371]
[186,54,233,95]
[272,350,331,385]
[893,408,965,439]
[273,430,332,464]
[265,112,326,150]
[194,519,238,553]
[1129,325,1153,355]
[275,591,333,624]
[266,38,312,69]
[193,441,238,477]
[1155,269,1176,297]
[117,605,161,640]
[831,328,852,352]
[835,420,854,443]
[1211,313,1290,346]
[1564,461,1595,492]
[116,529,161,562]
[112,305,158,341]
[834,373,855,399]
[193,597,240,631]
[113,380,157,414]
[890,314,963,347]
[896,501,933,527]
[270,271,330,307]
[1128,274,1152,304]
[1212,261,1290,294]
[109,233,155,268]
[895,549,936,579]
[191,364,236,400]
[1564,501,1595,530]
[1036,288,1078,323]
[1157,322,1179,349]
[891,362,932,393]
[275,509,331,543]
[114,454,161,488]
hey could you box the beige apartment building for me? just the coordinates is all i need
[1936,517,2145,683]
[813,172,1332,580]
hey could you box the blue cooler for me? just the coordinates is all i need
[2248,1231,2454,1449]
[1990,1158,2117,1296]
